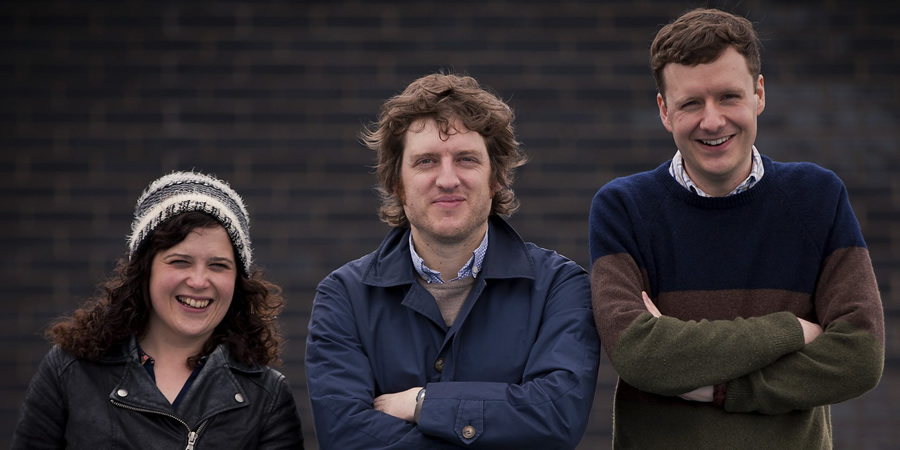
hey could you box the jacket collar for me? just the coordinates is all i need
[105,336,260,428]
[100,335,265,374]
[361,215,535,288]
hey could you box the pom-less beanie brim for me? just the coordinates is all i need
[128,171,252,275]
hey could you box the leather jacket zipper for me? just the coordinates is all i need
[186,430,198,450]
[110,399,209,449]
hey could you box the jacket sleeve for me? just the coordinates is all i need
[11,346,68,450]
[589,187,806,395]
[723,187,885,414]
[305,274,467,450]
[414,263,601,449]
[258,371,305,449]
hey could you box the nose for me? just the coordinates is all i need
[435,159,460,190]
[699,101,726,131]
[185,266,211,290]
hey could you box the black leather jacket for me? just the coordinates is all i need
[12,337,304,449]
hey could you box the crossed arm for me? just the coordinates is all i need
[306,266,601,449]
[374,387,420,422]
[590,180,883,414]
[639,291,823,403]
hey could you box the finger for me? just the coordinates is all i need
[642,291,662,317]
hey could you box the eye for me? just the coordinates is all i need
[209,262,233,271]
[169,259,190,267]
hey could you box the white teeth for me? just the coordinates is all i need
[701,136,729,146]
[177,296,210,309]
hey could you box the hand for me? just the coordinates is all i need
[797,317,823,344]
[642,291,661,318]
[645,292,712,403]
[374,387,421,422]
[678,385,714,402]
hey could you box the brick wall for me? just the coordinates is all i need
[2,1,897,448]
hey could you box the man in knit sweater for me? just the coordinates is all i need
[589,8,885,449]
[306,73,601,449]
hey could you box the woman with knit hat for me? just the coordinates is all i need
[12,171,304,449]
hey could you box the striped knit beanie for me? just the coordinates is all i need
[128,171,252,275]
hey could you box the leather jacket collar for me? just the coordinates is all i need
[105,336,263,429]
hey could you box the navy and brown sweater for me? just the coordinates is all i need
[588,155,884,449]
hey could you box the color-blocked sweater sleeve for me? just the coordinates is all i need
[724,185,885,414]
[589,182,806,396]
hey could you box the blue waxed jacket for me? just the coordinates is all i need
[306,216,601,449]
[12,337,304,449]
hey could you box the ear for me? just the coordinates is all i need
[657,93,673,133]
[755,74,766,116]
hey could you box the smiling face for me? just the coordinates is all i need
[399,117,497,249]
[658,46,766,196]
[146,225,236,347]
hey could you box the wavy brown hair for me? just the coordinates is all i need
[651,8,761,101]
[46,211,284,368]
[361,72,528,228]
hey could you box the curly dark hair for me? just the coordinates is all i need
[361,72,528,228]
[651,8,761,101]
[46,211,284,368]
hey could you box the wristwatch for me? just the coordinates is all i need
[414,388,426,423]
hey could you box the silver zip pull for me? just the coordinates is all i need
[110,399,206,450]
[185,431,197,450]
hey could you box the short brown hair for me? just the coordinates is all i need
[361,73,527,228]
[651,8,761,100]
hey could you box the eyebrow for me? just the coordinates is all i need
[163,253,234,265]
[674,88,744,105]
[208,256,235,265]
[408,149,483,160]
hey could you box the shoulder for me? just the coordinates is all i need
[223,346,289,393]
[42,345,78,373]
[33,344,120,384]
[591,163,670,214]
[518,243,591,311]
[524,243,589,286]
[321,226,410,289]
[594,166,663,198]
[764,159,851,216]
[322,251,374,284]
[590,164,672,232]
[250,365,296,401]
[768,159,845,193]
[317,238,390,294]
[255,365,288,386]
[48,344,104,371]
[228,363,299,415]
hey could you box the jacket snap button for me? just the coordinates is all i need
[462,425,476,439]
[434,358,444,372]
[234,393,244,403]
[116,389,128,398]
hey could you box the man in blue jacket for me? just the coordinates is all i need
[305,72,601,449]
